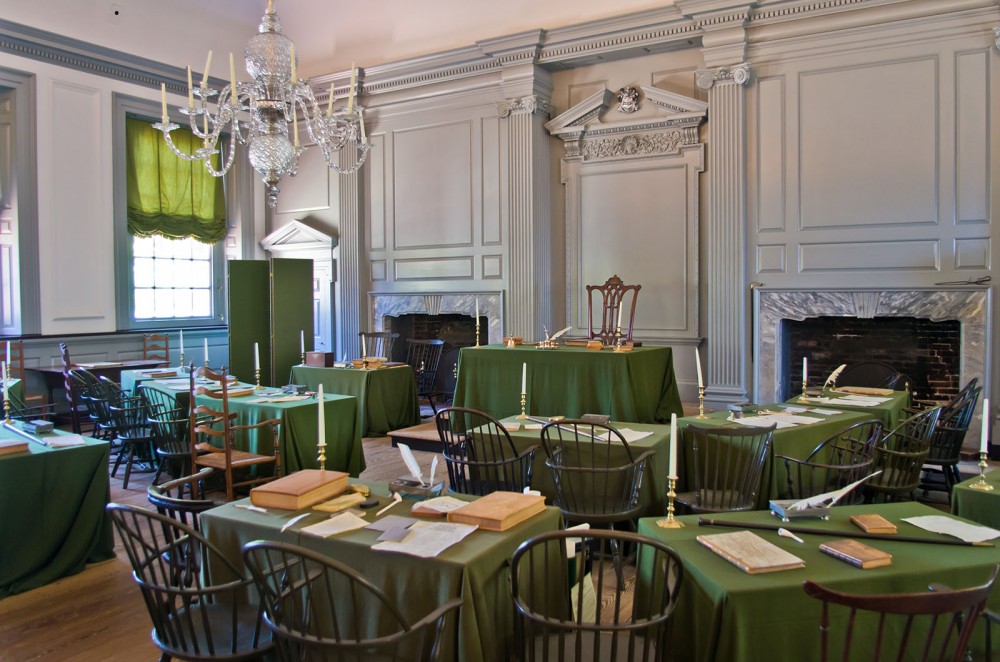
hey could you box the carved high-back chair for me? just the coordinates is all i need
[142,333,170,364]
[586,275,641,343]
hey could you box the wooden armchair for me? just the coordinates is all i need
[586,275,641,343]
[2,340,45,405]
[142,333,170,364]
[359,331,398,359]
[189,366,281,502]
[406,338,446,414]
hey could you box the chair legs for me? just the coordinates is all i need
[111,439,156,489]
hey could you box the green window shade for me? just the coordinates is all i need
[126,116,226,243]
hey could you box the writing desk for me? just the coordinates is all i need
[0,427,114,598]
[290,365,420,436]
[679,408,873,508]
[453,344,683,423]
[637,502,1000,661]
[785,389,910,429]
[952,469,1000,529]
[26,359,167,405]
[200,482,562,662]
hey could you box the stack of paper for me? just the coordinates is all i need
[372,521,477,557]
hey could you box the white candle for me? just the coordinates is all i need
[160,83,168,124]
[359,110,367,143]
[5,341,9,365]
[695,347,704,388]
[2,361,7,403]
[186,65,194,108]
[253,342,260,371]
[521,362,527,394]
[475,299,479,322]
[293,111,299,148]
[203,338,209,364]
[327,82,335,117]
[616,305,623,334]
[178,330,184,356]
[669,413,678,478]
[981,398,990,453]
[802,357,808,386]
[229,52,237,100]
[317,384,326,448]
[348,63,356,113]
[300,330,305,355]
[201,50,212,88]
[290,44,296,82]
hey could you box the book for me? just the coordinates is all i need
[696,530,806,575]
[250,469,348,510]
[850,513,897,534]
[447,491,546,531]
[0,439,29,456]
[819,538,892,569]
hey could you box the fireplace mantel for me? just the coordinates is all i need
[369,291,505,344]
[754,287,991,446]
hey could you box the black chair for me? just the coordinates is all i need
[864,407,941,503]
[406,338,446,415]
[836,361,909,391]
[359,331,398,359]
[586,275,641,344]
[803,564,998,662]
[539,419,653,528]
[779,420,883,505]
[107,503,272,661]
[148,405,197,485]
[675,424,775,513]
[109,395,157,490]
[139,382,180,415]
[243,540,461,662]
[509,529,684,662]
[435,407,537,496]
[920,384,982,498]
[61,343,93,434]
[147,467,222,532]
[79,376,124,442]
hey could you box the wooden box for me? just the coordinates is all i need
[305,351,335,367]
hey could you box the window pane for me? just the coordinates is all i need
[192,289,211,317]
[133,236,156,258]
[132,236,215,322]
[134,289,155,319]
[134,257,154,288]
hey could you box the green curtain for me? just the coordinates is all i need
[126,116,226,243]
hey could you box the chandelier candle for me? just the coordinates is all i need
[201,50,212,88]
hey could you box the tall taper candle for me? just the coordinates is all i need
[203,338,209,365]
[186,65,194,107]
[348,63,356,113]
[802,357,808,386]
[229,52,236,99]
[2,361,7,402]
[475,298,479,323]
[695,348,704,388]
[616,305,623,335]
[669,413,677,477]
[201,50,212,88]
[160,84,168,124]
[317,384,326,447]
[327,82,335,117]
[5,341,10,366]
[300,330,305,355]
[981,398,990,453]
[253,342,260,371]
[178,330,184,356]
[521,363,527,394]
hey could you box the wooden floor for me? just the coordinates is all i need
[0,435,434,662]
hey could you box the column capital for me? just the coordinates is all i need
[696,62,752,90]
[496,95,551,119]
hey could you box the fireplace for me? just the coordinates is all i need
[754,287,990,448]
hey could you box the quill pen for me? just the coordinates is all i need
[823,364,847,389]
[789,469,882,510]
[397,443,426,485]
[550,326,573,341]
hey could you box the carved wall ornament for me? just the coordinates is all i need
[496,95,551,119]
[696,62,752,90]
[995,26,1000,51]
[581,131,683,161]
[616,86,641,113]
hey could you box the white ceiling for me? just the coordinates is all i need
[6,0,675,78]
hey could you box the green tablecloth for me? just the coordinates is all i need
[952,469,1000,528]
[504,419,670,518]
[637,502,1000,662]
[453,345,682,424]
[290,365,420,436]
[120,368,184,396]
[200,482,563,662]
[194,390,365,476]
[0,427,114,599]
[680,408,873,508]
[785,389,910,429]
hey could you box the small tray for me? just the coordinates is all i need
[389,478,444,500]
[769,499,831,522]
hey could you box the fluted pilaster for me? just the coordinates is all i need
[338,144,363,359]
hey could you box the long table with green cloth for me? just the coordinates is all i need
[192,390,365,476]
[503,417,671,518]
[952,469,1000,528]
[453,344,683,423]
[0,426,114,599]
[679,408,873,509]
[784,389,910,429]
[200,481,563,662]
[290,365,420,436]
[637,502,1000,661]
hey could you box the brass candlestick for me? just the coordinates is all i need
[798,380,809,403]
[254,368,263,390]
[3,395,11,424]
[970,451,994,491]
[613,327,624,352]
[300,352,306,365]
[475,320,480,347]
[178,352,186,370]
[517,391,527,419]
[4,362,10,381]
[698,386,707,419]
[657,476,684,528]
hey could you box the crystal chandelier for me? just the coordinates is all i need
[155,0,370,208]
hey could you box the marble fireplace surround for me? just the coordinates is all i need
[369,291,505,345]
[754,288,990,410]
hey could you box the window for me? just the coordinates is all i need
[115,102,229,330]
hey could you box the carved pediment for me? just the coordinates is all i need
[260,220,338,253]
[546,85,707,161]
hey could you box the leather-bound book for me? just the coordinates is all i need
[819,539,892,569]
[697,530,806,575]
[447,491,546,531]
[850,514,897,534]
[0,439,29,456]
[250,469,348,510]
